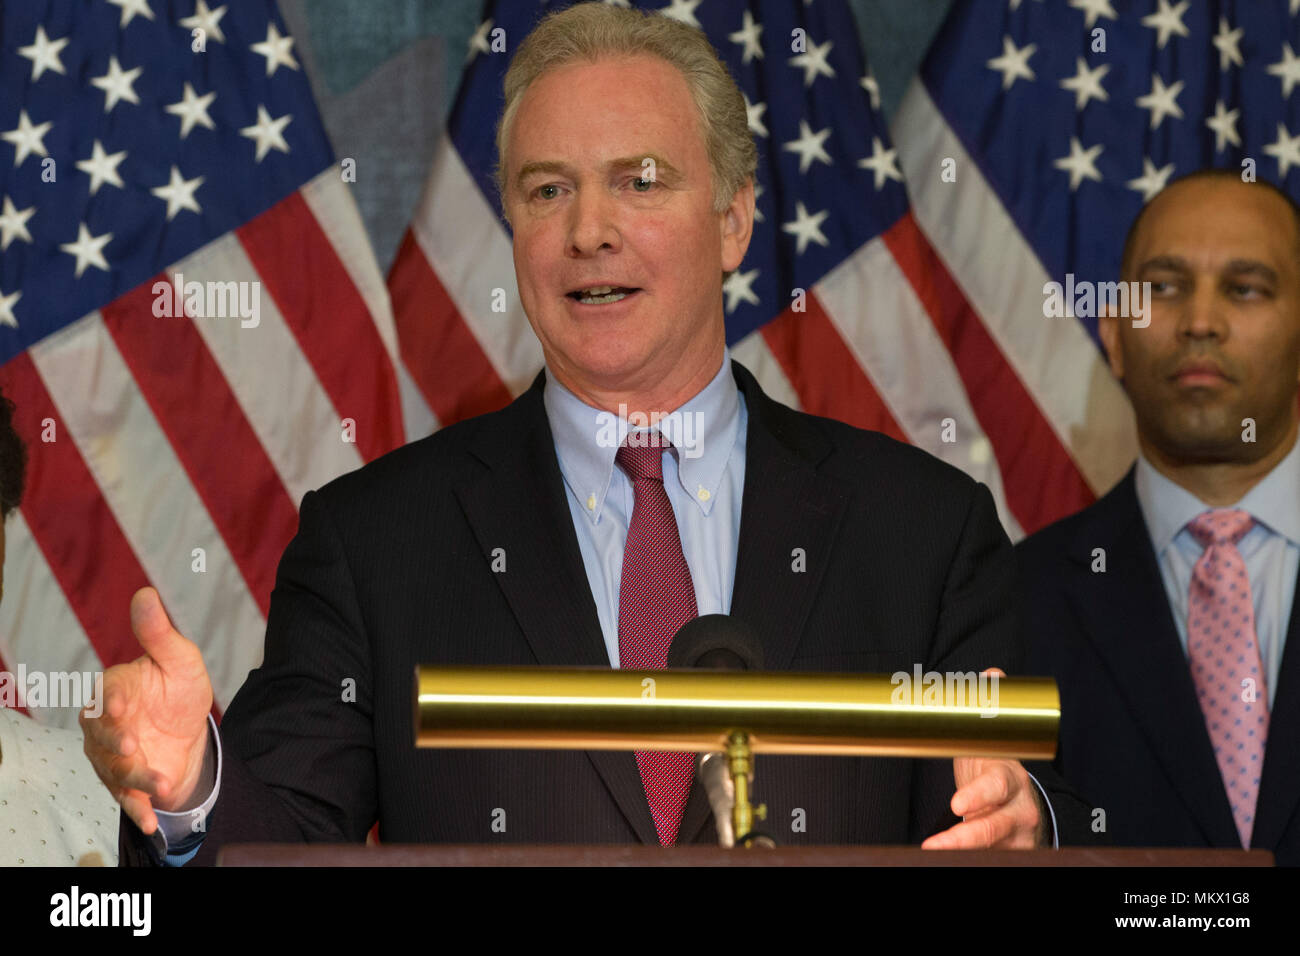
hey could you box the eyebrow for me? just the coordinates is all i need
[514,153,683,189]
[1135,255,1279,283]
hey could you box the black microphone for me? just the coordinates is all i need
[665,614,764,670]
[667,615,772,848]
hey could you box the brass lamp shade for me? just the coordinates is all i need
[415,666,1058,760]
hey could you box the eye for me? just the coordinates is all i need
[1229,283,1265,299]
[628,176,657,192]
[533,184,561,200]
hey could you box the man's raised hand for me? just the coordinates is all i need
[80,586,214,836]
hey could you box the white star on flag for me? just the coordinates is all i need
[1205,101,1242,152]
[659,0,704,30]
[1053,137,1103,190]
[91,56,143,112]
[106,0,155,29]
[18,25,69,82]
[782,201,830,255]
[2,110,53,167]
[744,95,768,138]
[1265,123,1300,177]
[0,196,36,251]
[166,83,218,138]
[860,71,880,110]
[788,38,836,87]
[987,36,1036,91]
[1141,0,1190,50]
[76,140,128,195]
[783,120,832,174]
[466,19,493,63]
[1268,43,1300,99]
[857,136,903,190]
[179,1,227,45]
[1136,73,1184,129]
[151,166,205,220]
[1212,18,1244,72]
[0,288,19,329]
[729,10,763,64]
[723,268,761,314]
[1127,157,1175,202]
[240,105,292,162]
[251,22,298,76]
[1059,57,1109,110]
[1067,0,1117,29]
[60,223,113,278]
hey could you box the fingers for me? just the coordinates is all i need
[114,787,160,837]
[952,761,1015,817]
[922,808,1018,850]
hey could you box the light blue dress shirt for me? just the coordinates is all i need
[1134,438,1300,711]
[157,350,1057,858]
[543,350,747,666]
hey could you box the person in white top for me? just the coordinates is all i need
[0,388,119,866]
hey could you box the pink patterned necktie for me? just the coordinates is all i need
[1185,509,1270,848]
[616,441,697,847]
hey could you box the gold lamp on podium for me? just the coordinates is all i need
[414,663,1059,847]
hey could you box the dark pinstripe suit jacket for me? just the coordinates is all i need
[120,360,1094,865]
[1018,471,1299,865]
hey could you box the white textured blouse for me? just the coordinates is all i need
[0,707,119,866]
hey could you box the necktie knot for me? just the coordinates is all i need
[1188,509,1254,548]
[616,439,669,483]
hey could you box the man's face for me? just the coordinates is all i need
[503,54,752,402]
[1101,177,1300,464]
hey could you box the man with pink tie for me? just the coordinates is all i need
[1018,170,1300,864]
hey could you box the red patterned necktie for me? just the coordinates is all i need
[616,440,697,846]
[1185,509,1270,848]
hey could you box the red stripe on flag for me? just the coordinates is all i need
[388,228,513,425]
[882,211,1094,533]
[237,192,404,462]
[101,280,298,617]
[759,295,908,442]
[0,354,152,671]
[0,650,30,716]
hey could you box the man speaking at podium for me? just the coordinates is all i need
[86,3,1090,865]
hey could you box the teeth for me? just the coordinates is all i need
[580,285,615,295]
[578,290,628,305]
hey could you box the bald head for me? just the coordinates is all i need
[1121,171,1300,280]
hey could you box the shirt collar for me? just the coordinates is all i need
[1134,435,1300,552]
[543,350,742,524]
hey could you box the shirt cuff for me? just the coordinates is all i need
[1025,770,1059,849]
[155,713,222,866]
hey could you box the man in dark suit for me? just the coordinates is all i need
[87,3,1085,865]
[1017,170,1300,865]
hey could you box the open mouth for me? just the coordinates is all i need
[567,285,641,305]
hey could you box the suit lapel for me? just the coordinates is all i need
[453,373,660,844]
[676,361,850,845]
[1064,474,1240,846]
[1251,562,1300,850]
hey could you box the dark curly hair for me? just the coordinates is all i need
[0,389,26,518]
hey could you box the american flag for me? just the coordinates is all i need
[0,0,409,728]
[390,0,1117,552]
[893,0,1300,528]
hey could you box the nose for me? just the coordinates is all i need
[566,186,620,257]
[1176,282,1226,344]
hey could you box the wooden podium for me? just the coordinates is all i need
[217,844,1274,866]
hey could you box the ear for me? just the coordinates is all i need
[720,178,756,273]
[1098,304,1124,380]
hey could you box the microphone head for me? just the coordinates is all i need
[666,614,763,670]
